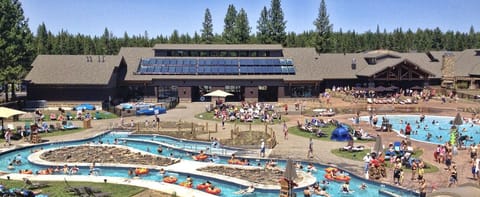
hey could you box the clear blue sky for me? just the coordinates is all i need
[20,0,480,37]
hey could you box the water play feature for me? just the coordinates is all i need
[0,131,417,196]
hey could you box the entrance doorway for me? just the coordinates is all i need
[258,86,278,102]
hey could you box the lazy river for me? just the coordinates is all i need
[0,131,417,197]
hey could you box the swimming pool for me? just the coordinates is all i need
[0,131,417,197]
[361,114,480,145]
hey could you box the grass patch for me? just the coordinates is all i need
[195,111,287,125]
[331,148,439,173]
[0,179,146,197]
[39,128,85,138]
[18,111,118,122]
[288,124,336,141]
[0,128,85,143]
[331,148,371,161]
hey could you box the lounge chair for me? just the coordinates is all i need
[84,187,111,197]
[63,121,79,130]
[23,178,49,189]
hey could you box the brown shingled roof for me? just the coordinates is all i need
[153,44,283,50]
[25,55,121,85]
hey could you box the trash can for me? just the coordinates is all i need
[83,119,92,128]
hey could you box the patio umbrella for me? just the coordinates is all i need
[203,90,233,97]
[410,85,423,90]
[0,107,26,130]
[375,86,386,92]
[283,159,297,197]
[373,135,383,155]
[388,85,399,90]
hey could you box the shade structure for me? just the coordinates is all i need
[0,107,26,118]
[0,107,26,130]
[373,135,383,155]
[453,113,463,126]
[203,90,233,97]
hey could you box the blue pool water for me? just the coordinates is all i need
[361,114,480,145]
[0,131,416,197]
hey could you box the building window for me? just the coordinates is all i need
[199,86,212,96]
[225,85,241,93]
[290,86,313,97]
[239,51,248,57]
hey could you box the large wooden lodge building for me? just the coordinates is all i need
[24,44,480,104]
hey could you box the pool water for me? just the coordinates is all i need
[361,115,480,145]
[0,131,416,197]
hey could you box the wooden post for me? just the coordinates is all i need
[264,124,268,136]
[249,123,252,132]
[215,123,218,133]
[230,129,234,140]
[207,122,210,140]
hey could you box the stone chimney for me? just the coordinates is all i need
[441,52,455,87]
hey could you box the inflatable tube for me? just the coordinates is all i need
[197,183,210,190]
[179,181,193,188]
[324,174,335,181]
[324,174,350,182]
[193,154,208,161]
[325,167,338,173]
[163,176,178,184]
[38,170,50,175]
[228,159,246,165]
[335,175,351,182]
[135,168,149,175]
[21,170,33,174]
[205,187,221,195]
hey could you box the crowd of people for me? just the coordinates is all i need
[211,102,281,123]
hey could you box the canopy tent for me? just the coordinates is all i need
[330,125,353,141]
[203,90,233,97]
[0,107,26,130]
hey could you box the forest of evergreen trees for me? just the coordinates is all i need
[32,0,480,56]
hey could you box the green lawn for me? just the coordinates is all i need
[331,148,439,173]
[0,128,85,143]
[288,124,337,141]
[0,179,146,197]
[18,111,118,122]
[195,111,287,125]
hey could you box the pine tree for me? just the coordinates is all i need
[223,4,237,44]
[268,0,286,44]
[193,31,201,44]
[0,0,35,101]
[256,6,271,44]
[169,29,180,43]
[234,8,251,44]
[313,0,333,53]
[35,23,50,54]
[201,8,214,44]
